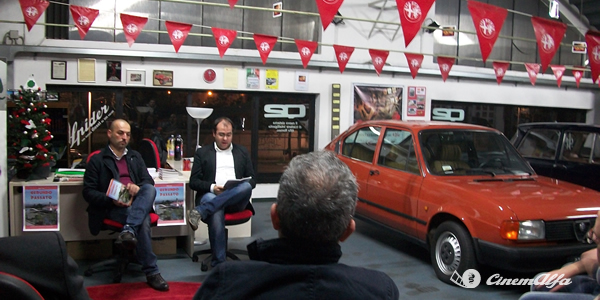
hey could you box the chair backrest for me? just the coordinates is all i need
[138,138,161,169]
[433,144,470,174]
[86,149,101,163]
[0,272,44,300]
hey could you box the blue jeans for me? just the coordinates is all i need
[520,274,600,300]
[194,182,252,266]
[108,183,159,276]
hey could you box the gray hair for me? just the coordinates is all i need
[276,150,358,243]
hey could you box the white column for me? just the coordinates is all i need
[0,60,8,237]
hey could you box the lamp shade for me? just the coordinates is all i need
[186,107,213,119]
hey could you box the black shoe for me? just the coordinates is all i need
[116,230,137,250]
[146,273,169,291]
[188,209,203,231]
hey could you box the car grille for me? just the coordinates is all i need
[545,218,595,242]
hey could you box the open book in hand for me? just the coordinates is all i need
[223,177,252,190]
[106,179,132,204]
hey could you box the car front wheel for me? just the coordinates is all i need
[430,221,477,284]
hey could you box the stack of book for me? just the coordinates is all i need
[158,168,182,180]
[54,168,86,182]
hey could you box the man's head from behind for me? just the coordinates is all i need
[272,150,358,244]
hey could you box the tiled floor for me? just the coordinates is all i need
[78,201,535,299]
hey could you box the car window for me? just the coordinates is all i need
[517,129,560,159]
[342,126,381,163]
[561,131,592,163]
[377,128,419,174]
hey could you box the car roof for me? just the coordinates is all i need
[517,122,600,131]
[349,120,498,132]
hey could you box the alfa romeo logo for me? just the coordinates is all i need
[338,52,348,61]
[479,18,495,38]
[374,57,383,66]
[555,70,563,77]
[301,47,311,56]
[496,68,504,76]
[78,16,90,26]
[592,45,600,63]
[541,34,555,53]
[403,2,422,23]
[218,35,230,46]
[25,6,38,17]
[125,24,138,34]
[442,64,449,72]
[574,71,582,79]
[172,30,184,40]
[260,42,270,52]
[322,0,341,4]
[411,59,420,67]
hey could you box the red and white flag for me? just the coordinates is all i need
[315,0,344,31]
[19,0,49,31]
[467,1,507,63]
[70,5,99,40]
[333,45,354,73]
[228,0,238,9]
[120,14,148,47]
[166,21,192,53]
[585,30,600,83]
[295,39,318,68]
[404,53,424,79]
[525,63,540,86]
[369,49,389,76]
[550,65,566,88]
[531,17,567,73]
[212,27,237,57]
[492,61,509,85]
[396,0,435,47]
[572,68,584,88]
[437,56,455,82]
[254,34,278,65]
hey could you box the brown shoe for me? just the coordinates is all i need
[146,273,169,291]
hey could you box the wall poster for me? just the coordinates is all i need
[154,183,186,226]
[353,84,403,124]
[407,86,426,117]
[23,185,60,231]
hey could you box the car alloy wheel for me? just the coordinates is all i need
[431,221,477,284]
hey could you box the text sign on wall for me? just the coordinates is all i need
[69,104,115,148]
[264,104,306,133]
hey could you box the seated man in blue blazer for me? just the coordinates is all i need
[188,117,256,268]
[193,151,399,300]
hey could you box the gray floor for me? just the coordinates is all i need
[77,200,533,299]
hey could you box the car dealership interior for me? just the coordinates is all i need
[1,0,600,299]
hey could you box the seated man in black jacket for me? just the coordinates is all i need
[193,150,399,300]
[83,119,168,291]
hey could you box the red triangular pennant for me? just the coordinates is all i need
[211,27,237,57]
[572,68,584,88]
[550,65,566,88]
[120,14,148,47]
[295,39,318,68]
[165,21,192,53]
[19,0,49,31]
[228,0,238,9]
[315,0,344,31]
[70,5,99,40]
[369,49,389,76]
[467,1,508,63]
[254,34,278,65]
[396,0,435,47]
[492,62,509,85]
[531,17,567,73]
[525,63,540,86]
[437,57,455,82]
[404,53,424,79]
[585,30,600,84]
[333,45,355,74]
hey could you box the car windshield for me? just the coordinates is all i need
[420,129,534,176]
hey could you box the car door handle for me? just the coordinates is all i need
[369,170,380,176]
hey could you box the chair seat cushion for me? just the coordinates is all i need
[225,209,253,225]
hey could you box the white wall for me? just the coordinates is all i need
[0,60,7,237]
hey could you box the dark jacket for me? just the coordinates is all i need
[189,143,256,203]
[193,238,400,300]
[82,145,154,235]
[0,232,90,300]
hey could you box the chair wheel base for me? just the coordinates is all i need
[192,255,199,262]
[201,263,208,272]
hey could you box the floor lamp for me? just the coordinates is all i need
[186,107,213,149]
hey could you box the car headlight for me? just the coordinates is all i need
[500,220,545,240]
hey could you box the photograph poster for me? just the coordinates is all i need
[106,61,122,82]
[153,70,173,86]
[295,71,308,91]
[246,68,260,89]
[154,183,186,226]
[265,69,279,90]
[353,85,403,124]
[23,185,60,231]
[51,60,67,80]
[407,86,426,117]
[126,70,145,86]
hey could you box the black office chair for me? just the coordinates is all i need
[0,272,44,300]
[192,203,255,271]
[138,138,162,169]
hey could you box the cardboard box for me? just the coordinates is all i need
[151,237,177,255]
[66,240,113,260]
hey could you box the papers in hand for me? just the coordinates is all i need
[106,179,132,204]
[223,177,252,190]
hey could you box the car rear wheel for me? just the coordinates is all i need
[431,221,477,284]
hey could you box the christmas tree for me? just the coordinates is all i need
[8,85,56,180]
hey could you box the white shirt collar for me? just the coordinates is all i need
[214,142,233,152]
[108,145,128,160]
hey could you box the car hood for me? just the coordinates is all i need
[431,175,600,221]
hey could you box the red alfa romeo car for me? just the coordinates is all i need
[324,120,600,284]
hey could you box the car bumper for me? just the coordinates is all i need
[474,238,595,272]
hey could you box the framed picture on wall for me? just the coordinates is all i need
[106,61,122,82]
[153,70,173,86]
[126,69,145,86]
[51,60,67,80]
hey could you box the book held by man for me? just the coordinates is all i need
[106,179,132,204]
[223,177,252,190]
